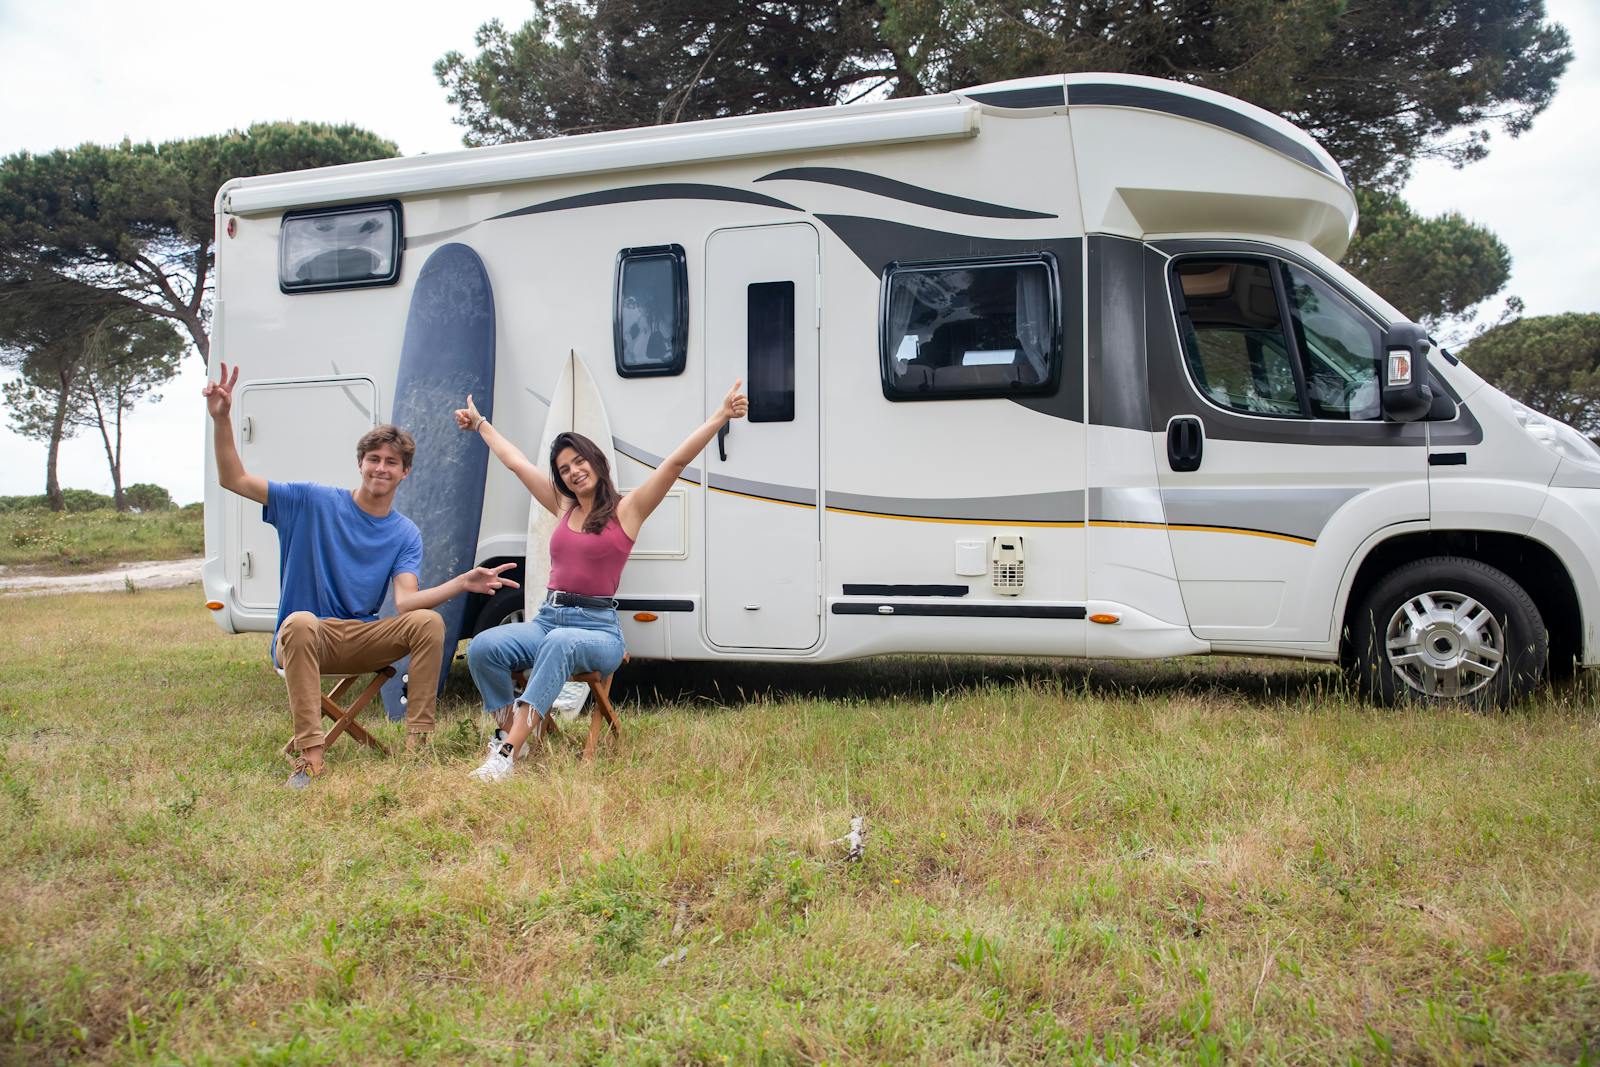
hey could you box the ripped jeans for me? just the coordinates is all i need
[466,601,626,725]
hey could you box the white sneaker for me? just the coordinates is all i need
[469,740,515,783]
[493,728,531,760]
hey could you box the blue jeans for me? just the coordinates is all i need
[467,601,626,722]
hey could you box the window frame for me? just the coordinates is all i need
[613,243,689,378]
[878,252,1063,402]
[278,200,403,295]
[1167,252,1386,423]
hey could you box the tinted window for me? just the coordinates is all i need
[279,202,401,293]
[881,257,1058,400]
[614,245,687,377]
[747,281,794,422]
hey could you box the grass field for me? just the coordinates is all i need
[2,587,1597,1064]
[0,506,202,572]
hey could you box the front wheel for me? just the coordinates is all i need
[472,587,526,635]
[1350,556,1546,709]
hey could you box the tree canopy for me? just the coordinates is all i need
[1342,189,1512,329]
[437,0,1571,189]
[1461,313,1600,437]
[0,122,398,365]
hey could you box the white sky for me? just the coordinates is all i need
[1,0,1596,505]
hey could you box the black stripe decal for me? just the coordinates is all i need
[842,583,969,597]
[832,602,1086,619]
[616,598,694,612]
[756,167,1055,220]
[968,85,1066,109]
[493,183,799,220]
[1068,83,1336,179]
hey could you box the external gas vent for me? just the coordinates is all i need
[990,535,1025,596]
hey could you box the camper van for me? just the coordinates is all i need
[204,72,1600,707]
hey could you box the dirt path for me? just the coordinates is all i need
[0,557,204,597]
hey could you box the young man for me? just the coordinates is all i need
[205,361,517,787]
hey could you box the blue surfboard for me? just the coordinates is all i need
[380,243,496,720]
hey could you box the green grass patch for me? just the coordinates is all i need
[0,504,202,571]
[2,587,1598,1063]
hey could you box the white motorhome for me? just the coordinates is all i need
[205,73,1600,706]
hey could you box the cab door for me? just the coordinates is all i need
[1147,244,1428,643]
[703,223,821,649]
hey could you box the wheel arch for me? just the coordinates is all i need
[1337,531,1582,679]
[464,556,527,639]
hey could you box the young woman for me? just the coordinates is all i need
[454,380,748,781]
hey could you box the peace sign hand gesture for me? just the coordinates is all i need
[203,362,240,420]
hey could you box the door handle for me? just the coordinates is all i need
[717,423,730,462]
[1167,416,1203,472]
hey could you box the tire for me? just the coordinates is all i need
[1350,556,1546,709]
[472,587,526,635]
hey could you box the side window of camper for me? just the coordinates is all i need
[614,245,687,377]
[1170,256,1383,421]
[880,255,1060,400]
[279,202,402,293]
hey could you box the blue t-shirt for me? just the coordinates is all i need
[264,481,423,654]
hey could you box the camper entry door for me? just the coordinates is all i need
[703,223,822,650]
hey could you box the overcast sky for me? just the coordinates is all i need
[1,0,1596,504]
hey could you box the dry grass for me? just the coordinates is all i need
[2,587,1598,1064]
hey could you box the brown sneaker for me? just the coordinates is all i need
[404,732,433,756]
[284,753,324,790]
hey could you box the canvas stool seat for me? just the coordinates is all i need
[277,663,396,758]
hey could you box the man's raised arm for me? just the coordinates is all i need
[204,361,268,505]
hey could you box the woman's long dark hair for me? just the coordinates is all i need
[549,432,620,534]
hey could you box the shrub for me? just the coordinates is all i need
[59,489,115,513]
[124,484,174,512]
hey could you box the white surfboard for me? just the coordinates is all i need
[525,349,619,597]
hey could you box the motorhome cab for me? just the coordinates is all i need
[205,73,1600,706]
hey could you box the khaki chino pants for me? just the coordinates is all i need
[276,609,445,751]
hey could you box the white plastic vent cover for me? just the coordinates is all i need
[990,535,1025,596]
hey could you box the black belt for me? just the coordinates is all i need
[545,589,618,610]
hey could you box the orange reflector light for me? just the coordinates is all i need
[633,612,658,623]
[1089,613,1120,625]
[205,601,224,610]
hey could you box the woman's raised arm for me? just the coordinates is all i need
[454,395,562,516]
[618,379,748,539]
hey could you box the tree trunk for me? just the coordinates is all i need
[87,384,123,510]
[45,385,68,511]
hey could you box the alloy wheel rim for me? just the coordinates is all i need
[1384,589,1505,697]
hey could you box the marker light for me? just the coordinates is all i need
[205,601,224,610]
[633,612,659,623]
[1089,613,1120,625]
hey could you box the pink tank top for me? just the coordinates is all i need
[548,513,634,597]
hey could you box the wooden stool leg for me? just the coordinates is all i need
[583,674,621,761]
[320,669,393,755]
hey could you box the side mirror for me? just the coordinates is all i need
[1380,322,1434,422]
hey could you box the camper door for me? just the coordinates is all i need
[703,223,822,650]
[1149,246,1428,643]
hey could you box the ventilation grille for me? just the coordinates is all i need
[990,535,1025,597]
